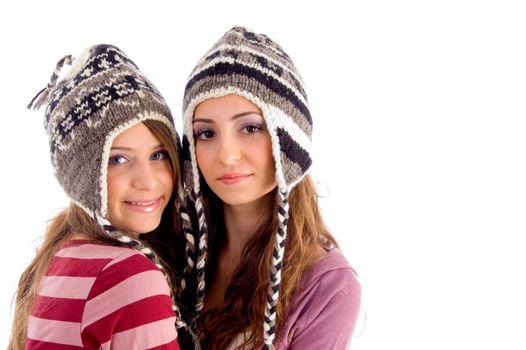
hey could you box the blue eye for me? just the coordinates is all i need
[151,150,169,161]
[109,155,127,165]
[195,129,216,141]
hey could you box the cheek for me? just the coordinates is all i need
[256,138,275,171]
[195,144,213,174]
[106,173,125,217]
[163,172,175,192]
[157,163,175,191]
[106,172,121,203]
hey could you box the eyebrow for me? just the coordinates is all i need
[193,111,263,123]
[110,144,164,151]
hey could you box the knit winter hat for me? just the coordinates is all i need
[30,44,178,221]
[29,43,190,329]
[182,26,312,349]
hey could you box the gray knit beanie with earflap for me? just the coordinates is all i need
[182,26,312,349]
[29,44,192,334]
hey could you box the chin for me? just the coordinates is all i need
[126,219,162,236]
[216,190,275,207]
[217,195,254,206]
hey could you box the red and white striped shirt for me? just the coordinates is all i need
[26,240,180,350]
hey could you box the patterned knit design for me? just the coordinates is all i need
[35,44,177,218]
[181,27,313,349]
[183,26,312,189]
[26,241,180,349]
[29,44,193,339]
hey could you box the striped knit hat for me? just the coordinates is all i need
[182,26,312,349]
[29,44,190,331]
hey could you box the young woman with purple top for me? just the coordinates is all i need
[180,26,362,350]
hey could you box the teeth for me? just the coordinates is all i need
[128,200,156,206]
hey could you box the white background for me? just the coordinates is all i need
[1,0,525,349]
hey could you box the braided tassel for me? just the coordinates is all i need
[180,191,196,291]
[263,190,289,350]
[100,216,202,348]
[193,192,209,314]
[28,55,73,110]
[175,189,203,349]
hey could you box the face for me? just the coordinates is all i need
[193,94,277,207]
[107,122,174,237]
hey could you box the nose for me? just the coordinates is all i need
[218,134,241,165]
[131,161,157,190]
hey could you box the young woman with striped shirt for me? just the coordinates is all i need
[8,44,186,350]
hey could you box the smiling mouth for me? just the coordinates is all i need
[124,198,161,213]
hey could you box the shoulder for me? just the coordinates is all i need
[277,249,361,349]
[56,240,150,263]
[53,242,173,310]
[287,248,361,327]
[60,241,163,276]
[35,241,177,348]
[80,244,176,347]
[83,243,171,300]
[300,248,361,297]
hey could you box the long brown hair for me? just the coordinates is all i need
[200,175,338,349]
[8,119,181,350]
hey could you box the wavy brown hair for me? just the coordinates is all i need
[199,175,338,349]
[8,120,180,350]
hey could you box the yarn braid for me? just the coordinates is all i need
[96,216,186,326]
[173,182,195,292]
[102,217,201,349]
[176,186,203,346]
[193,191,209,314]
[263,190,289,349]
[180,203,196,292]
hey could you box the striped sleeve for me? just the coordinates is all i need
[80,249,180,349]
[27,243,113,350]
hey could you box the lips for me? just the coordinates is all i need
[218,173,251,185]
[124,197,161,213]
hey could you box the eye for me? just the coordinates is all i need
[151,150,169,161]
[109,155,127,165]
[195,129,216,141]
[242,123,264,134]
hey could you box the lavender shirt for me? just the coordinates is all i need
[274,248,361,350]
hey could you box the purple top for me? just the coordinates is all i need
[274,248,361,350]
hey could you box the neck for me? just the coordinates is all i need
[203,190,275,310]
[222,191,274,261]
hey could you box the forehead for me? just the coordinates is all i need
[111,122,159,147]
[193,94,262,120]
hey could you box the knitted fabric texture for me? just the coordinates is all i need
[182,26,312,349]
[29,44,193,333]
[35,44,177,218]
